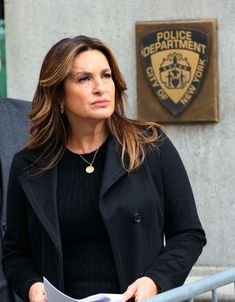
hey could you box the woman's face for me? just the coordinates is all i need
[63,49,115,125]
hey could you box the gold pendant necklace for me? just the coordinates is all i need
[85,165,95,174]
[78,148,99,174]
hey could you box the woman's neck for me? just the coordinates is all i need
[66,121,108,154]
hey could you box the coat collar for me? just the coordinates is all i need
[19,165,62,255]
[19,136,126,251]
[21,136,127,194]
[100,135,126,196]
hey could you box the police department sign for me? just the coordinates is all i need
[141,29,209,116]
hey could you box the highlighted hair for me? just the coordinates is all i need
[26,35,161,173]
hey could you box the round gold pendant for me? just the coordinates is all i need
[86,165,95,174]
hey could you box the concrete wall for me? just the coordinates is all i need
[4,0,235,276]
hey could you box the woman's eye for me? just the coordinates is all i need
[103,73,112,79]
[78,76,90,82]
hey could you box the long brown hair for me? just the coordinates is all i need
[26,35,160,173]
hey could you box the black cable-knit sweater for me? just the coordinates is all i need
[57,140,120,299]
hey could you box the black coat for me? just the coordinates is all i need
[0,98,31,302]
[2,132,206,301]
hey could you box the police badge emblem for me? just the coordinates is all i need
[141,29,209,116]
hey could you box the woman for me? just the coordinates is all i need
[2,35,206,302]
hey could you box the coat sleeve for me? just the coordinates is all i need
[2,155,42,301]
[144,129,206,292]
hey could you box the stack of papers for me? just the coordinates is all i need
[43,277,124,302]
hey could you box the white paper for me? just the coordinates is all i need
[43,277,124,302]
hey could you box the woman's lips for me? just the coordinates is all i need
[91,99,110,106]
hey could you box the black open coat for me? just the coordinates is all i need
[2,132,206,301]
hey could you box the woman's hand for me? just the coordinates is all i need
[28,282,47,302]
[123,276,159,302]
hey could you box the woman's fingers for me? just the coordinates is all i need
[123,283,137,301]
[28,282,47,302]
[123,277,158,302]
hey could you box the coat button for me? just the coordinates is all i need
[133,213,142,223]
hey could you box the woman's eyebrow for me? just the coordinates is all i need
[72,71,92,77]
[102,68,112,73]
[73,68,112,77]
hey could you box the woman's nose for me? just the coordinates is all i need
[93,78,105,94]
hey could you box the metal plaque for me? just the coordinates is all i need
[136,20,218,123]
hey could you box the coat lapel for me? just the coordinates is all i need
[18,154,62,256]
[17,136,125,255]
[100,136,127,197]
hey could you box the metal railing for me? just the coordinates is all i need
[144,267,235,302]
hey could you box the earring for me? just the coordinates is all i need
[60,103,64,114]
